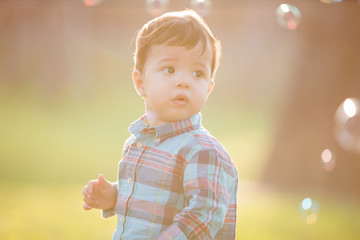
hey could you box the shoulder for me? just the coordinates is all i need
[189,126,228,158]
[181,127,238,177]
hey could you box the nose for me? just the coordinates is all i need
[177,81,190,89]
[176,73,191,89]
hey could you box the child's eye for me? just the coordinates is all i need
[193,71,203,78]
[163,67,175,74]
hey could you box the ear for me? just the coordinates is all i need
[132,70,145,98]
[207,80,215,97]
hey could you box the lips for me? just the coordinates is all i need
[173,94,188,106]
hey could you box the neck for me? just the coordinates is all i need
[146,111,167,127]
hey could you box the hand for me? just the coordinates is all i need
[82,174,117,211]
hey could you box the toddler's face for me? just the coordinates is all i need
[133,42,214,127]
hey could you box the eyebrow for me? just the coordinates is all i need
[157,58,177,64]
[194,62,209,69]
[156,58,210,70]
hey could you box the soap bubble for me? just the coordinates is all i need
[276,4,301,30]
[146,0,169,17]
[320,0,343,3]
[83,0,104,7]
[191,0,212,17]
[321,148,336,172]
[299,198,320,224]
[334,98,360,154]
[301,198,313,210]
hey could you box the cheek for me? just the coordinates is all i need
[151,84,170,96]
[195,83,211,99]
[146,84,170,102]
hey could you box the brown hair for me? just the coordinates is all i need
[133,10,222,79]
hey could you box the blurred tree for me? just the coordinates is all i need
[261,1,360,198]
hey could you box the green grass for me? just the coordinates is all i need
[0,182,359,239]
[236,182,360,239]
[0,183,116,240]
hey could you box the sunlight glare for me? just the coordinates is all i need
[334,98,360,154]
[344,98,357,118]
[191,0,212,17]
[321,149,332,163]
[83,0,104,7]
[321,148,336,172]
[146,0,169,17]
[301,198,312,210]
[280,4,290,13]
[276,4,301,30]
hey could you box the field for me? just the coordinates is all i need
[1,182,359,239]
[1,89,360,239]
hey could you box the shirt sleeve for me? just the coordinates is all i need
[102,136,133,218]
[156,149,237,240]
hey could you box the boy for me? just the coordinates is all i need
[82,10,238,240]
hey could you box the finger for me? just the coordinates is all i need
[86,180,99,194]
[83,196,100,209]
[98,174,106,186]
[83,194,96,204]
[82,184,91,196]
[83,183,95,197]
[83,203,93,210]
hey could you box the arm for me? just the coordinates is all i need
[82,174,118,216]
[156,149,236,240]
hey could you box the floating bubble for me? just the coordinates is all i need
[276,4,301,30]
[344,98,357,118]
[191,0,212,17]
[306,213,318,225]
[321,148,336,172]
[146,0,169,17]
[299,197,320,224]
[301,198,312,210]
[320,0,343,3]
[334,98,360,154]
[83,0,104,7]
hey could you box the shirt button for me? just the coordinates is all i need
[119,216,123,223]
[137,141,142,148]
[127,177,132,184]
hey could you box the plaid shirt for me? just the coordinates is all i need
[103,113,238,240]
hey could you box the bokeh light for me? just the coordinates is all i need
[321,148,336,172]
[299,198,320,224]
[191,0,212,17]
[83,0,104,7]
[334,98,360,154]
[276,4,301,30]
[302,197,312,210]
[344,98,357,118]
[146,0,169,17]
[320,0,343,3]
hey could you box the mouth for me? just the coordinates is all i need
[173,94,188,106]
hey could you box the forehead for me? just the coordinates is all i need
[148,42,212,63]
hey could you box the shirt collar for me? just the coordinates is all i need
[128,113,202,142]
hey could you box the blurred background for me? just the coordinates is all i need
[1,0,360,239]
